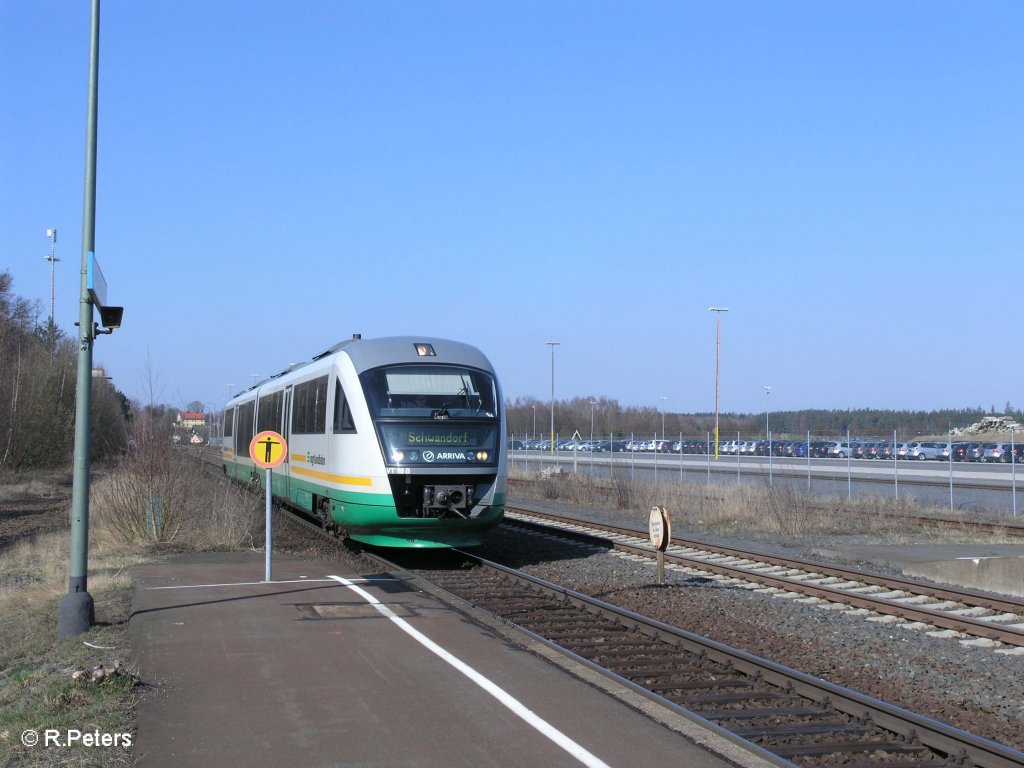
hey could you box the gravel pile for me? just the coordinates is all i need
[480,503,1024,753]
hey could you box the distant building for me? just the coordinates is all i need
[176,411,206,430]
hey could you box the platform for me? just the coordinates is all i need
[129,552,778,767]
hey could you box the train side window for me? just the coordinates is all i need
[291,375,328,434]
[257,391,283,433]
[292,382,308,433]
[224,408,234,437]
[236,401,255,452]
[333,381,356,433]
[313,375,328,433]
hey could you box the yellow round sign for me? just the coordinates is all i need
[249,430,288,469]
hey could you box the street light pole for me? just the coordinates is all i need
[208,402,219,444]
[590,399,596,471]
[546,342,559,454]
[45,228,60,347]
[763,385,772,487]
[59,0,101,639]
[531,405,536,441]
[709,307,729,459]
[659,396,667,440]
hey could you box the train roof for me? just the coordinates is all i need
[226,336,496,405]
[343,336,494,374]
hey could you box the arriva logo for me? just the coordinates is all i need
[422,450,467,463]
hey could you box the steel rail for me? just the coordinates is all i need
[186,456,1024,766]
[426,551,1024,768]
[507,477,1024,538]
[505,507,1024,647]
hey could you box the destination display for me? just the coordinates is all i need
[377,423,499,466]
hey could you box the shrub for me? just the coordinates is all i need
[94,412,260,549]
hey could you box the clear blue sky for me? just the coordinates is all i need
[3,2,1022,416]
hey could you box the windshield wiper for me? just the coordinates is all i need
[438,387,470,411]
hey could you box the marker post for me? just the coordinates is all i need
[648,505,671,585]
[249,430,288,583]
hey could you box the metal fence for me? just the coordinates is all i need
[508,429,1020,518]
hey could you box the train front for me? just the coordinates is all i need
[355,340,506,547]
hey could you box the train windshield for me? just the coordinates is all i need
[360,365,498,420]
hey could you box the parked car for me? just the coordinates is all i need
[1003,445,1024,464]
[908,442,946,461]
[950,442,971,461]
[982,443,1011,463]
[966,443,987,462]
[809,441,830,458]
[788,440,809,457]
[826,441,854,458]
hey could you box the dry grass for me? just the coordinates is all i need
[0,531,146,610]
[0,453,263,766]
[0,583,138,768]
[511,467,1015,547]
[0,469,72,504]
[0,519,149,766]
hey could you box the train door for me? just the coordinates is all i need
[280,386,292,501]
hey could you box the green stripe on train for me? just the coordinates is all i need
[225,459,504,548]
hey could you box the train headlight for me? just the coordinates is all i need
[475,451,489,462]
[391,450,405,462]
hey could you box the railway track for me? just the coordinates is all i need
[508,477,1024,538]
[249,495,1024,766]
[505,507,1024,652]
[406,553,1024,768]
[196,447,1024,650]
[196,448,1024,763]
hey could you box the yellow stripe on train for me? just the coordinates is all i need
[291,465,373,486]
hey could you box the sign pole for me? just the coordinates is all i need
[249,429,287,583]
[265,467,272,582]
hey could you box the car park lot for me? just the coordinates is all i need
[511,434,1023,517]
[513,436,1022,464]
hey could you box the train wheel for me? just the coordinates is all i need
[316,496,331,529]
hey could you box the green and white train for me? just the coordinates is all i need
[222,335,506,548]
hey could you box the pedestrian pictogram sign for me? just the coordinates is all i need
[250,430,288,469]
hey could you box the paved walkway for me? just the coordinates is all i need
[130,552,777,767]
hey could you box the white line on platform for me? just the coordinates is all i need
[146,577,395,590]
[327,574,612,768]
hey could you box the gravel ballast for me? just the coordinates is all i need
[480,497,1024,753]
